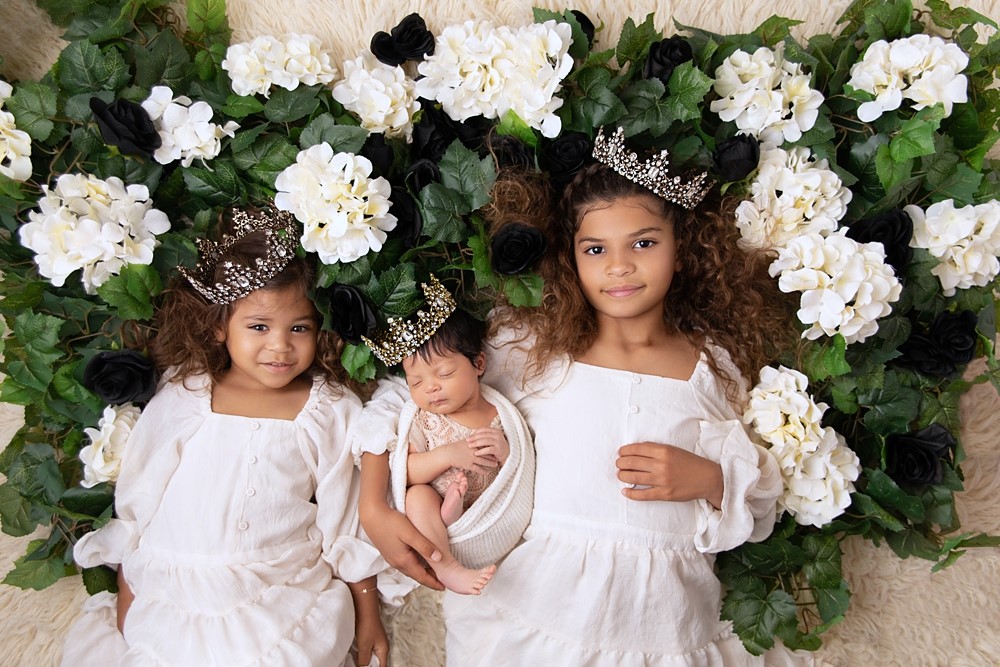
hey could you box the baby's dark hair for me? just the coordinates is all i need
[411,309,487,366]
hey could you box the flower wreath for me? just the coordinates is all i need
[1,0,999,654]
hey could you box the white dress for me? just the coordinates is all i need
[62,374,385,667]
[354,338,783,666]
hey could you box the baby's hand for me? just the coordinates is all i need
[446,437,499,474]
[467,427,510,466]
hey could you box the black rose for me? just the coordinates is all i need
[541,131,591,188]
[89,98,161,159]
[413,101,489,161]
[390,185,423,247]
[454,115,489,154]
[491,223,547,275]
[370,13,435,67]
[885,423,954,487]
[405,158,441,192]
[711,134,760,183]
[570,10,596,46]
[486,134,534,171]
[642,36,693,86]
[360,133,394,177]
[898,310,978,377]
[83,350,156,405]
[845,209,914,274]
[327,284,377,345]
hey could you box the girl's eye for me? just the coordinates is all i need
[291,324,312,333]
[439,371,454,378]
[250,324,267,332]
[583,245,605,255]
[635,239,655,249]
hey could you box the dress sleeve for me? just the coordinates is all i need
[347,375,409,463]
[72,378,200,568]
[690,347,782,553]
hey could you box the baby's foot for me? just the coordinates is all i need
[436,561,497,595]
[440,472,468,527]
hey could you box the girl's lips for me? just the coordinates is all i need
[264,362,295,373]
[603,285,642,297]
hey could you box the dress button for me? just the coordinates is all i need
[248,455,258,464]
[629,405,639,414]
[246,488,256,496]
[632,375,641,384]
[238,521,249,530]
[250,422,260,430]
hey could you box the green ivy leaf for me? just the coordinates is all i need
[8,312,64,393]
[858,371,921,435]
[6,81,58,142]
[722,582,798,656]
[367,264,421,317]
[264,86,322,123]
[300,117,368,153]
[801,534,843,589]
[616,14,660,68]
[502,274,543,308]
[96,263,163,321]
[82,565,118,595]
[63,3,131,43]
[133,30,192,90]
[418,183,470,244]
[813,579,851,623]
[862,0,912,42]
[439,140,497,213]
[341,344,376,383]
[496,110,538,149]
[2,539,68,590]
[6,443,65,506]
[866,467,925,522]
[233,133,299,187]
[925,163,982,206]
[567,67,627,131]
[60,484,115,519]
[620,78,671,137]
[0,483,48,537]
[850,492,905,531]
[800,335,851,381]
[186,0,229,38]
[926,0,997,30]
[468,233,499,290]
[889,117,937,161]
[182,159,244,206]
[885,526,942,560]
[752,16,804,46]
[58,39,130,94]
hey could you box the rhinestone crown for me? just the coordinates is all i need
[362,275,457,366]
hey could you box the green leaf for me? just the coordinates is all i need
[96,263,163,321]
[925,163,982,206]
[813,579,851,623]
[439,141,497,213]
[567,67,627,130]
[502,274,544,308]
[859,372,921,435]
[863,0,912,42]
[800,335,851,381]
[2,540,68,590]
[866,468,925,521]
[134,31,192,90]
[926,0,997,30]
[468,233,499,291]
[182,159,245,205]
[367,264,421,317]
[187,0,229,37]
[341,344,376,383]
[300,117,368,153]
[418,183,470,243]
[889,118,937,161]
[885,526,943,560]
[752,16,804,46]
[9,311,64,393]
[60,484,115,519]
[63,3,131,43]
[801,534,843,589]
[233,134,299,187]
[221,95,266,119]
[58,39,130,94]
[264,86,322,124]
[617,14,661,67]
[496,111,538,149]
[6,443,65,506]
[82,565,118,595]
[0,483,47,537]
[722,583,798,656]
[850,492,905,531]
[620,78,671,137]
[6,81,58,142]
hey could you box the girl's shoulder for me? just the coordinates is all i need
[299,376,363,423]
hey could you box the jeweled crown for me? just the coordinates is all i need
[362,275,457,366]
[592,126,714,210]
[178,207,300,305]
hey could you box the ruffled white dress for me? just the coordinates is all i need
[61,374,385,667]
[354,338,783,666]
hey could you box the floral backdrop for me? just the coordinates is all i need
[1,0,999,657]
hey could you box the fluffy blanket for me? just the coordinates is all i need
[1,1,999,665]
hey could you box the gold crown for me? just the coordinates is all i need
[592,126,714,210]
[178,207,300,305]
[362,275,457,366]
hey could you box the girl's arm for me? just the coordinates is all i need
[347,577,388,667]
[116,566,135,634]
[405,439,499,485]
[359,452,444,590]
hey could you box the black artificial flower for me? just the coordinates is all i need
[541,132,591,188]
[897,310,978,377]
[412,100,488,161]
[570,10,596,46]
[370,13,435,67]
[89,98,161,159]
[83,350,157,405]
[486,134,534,171]
[642,36,693,86]
[845,209,914,274]
[390,185,423,248]
[885,423,955,487]
[360,132,394,177]
[711,134,760,183]
[491,222,547,275]
[405,158,441,192]
[326,284,377,345]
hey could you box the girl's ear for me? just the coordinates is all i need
[474,352,487,376]
[215,327,227,343]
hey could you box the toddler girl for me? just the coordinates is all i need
[62,208,388,667]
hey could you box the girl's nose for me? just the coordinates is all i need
[606,252,634,276]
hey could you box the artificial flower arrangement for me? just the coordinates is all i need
[1,0,999,654]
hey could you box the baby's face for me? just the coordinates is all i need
[401,350,484,416]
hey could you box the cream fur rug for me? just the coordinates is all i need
[2,1,1000,665]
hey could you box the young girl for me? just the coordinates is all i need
[355,127,795,665]
[62,208,388,667]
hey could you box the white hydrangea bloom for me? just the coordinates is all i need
[332,52,419,140]
[79,403,141,488]
[416,19,572,137]
[223,33,337,98]
[735,145,852,251]
[274,144,397,264]
[744,365,860,528]
[907,199,1000,296]
[848,35,968,122]
[0,78,32,182]
[769,229,902,344]
[18,173,169,293]
[142,86,240,167]
[710,44,824,145]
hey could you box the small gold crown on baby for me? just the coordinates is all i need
[592,126,714,210]
[178,207,300,305]
[362,275,457,366]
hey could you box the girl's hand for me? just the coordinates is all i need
[355,605,389,667]
[444,437,499,474]
[616,443,724,508]
[467,427,510,466]
[360,501,445,591]
[116,566,134,635]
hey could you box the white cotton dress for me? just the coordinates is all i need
[61,374,386,667]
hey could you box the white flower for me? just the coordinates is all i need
[223,33,337,98]
[332,52,419,140]
[769,229,902,344]
[416,19,572,138]
[735,145,852,251]
[274,144,397,264]
[0,108,32,182]
[710,45,824,145]
[907,199,1000,296]
[18,173,169,293]
[141,86,240,167]
[79,403,141,487]
[744,365,860,528]
[848,35,968,122]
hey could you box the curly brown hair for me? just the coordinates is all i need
[149,229,354,395]
[492,163,797,398]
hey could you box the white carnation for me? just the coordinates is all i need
[274,144,397,264]
[79,403,141,487]
[332,52,419,140]
[710,44,824,145]
[18,173,169,293]
[769,229,902,344]
[907,199,1000,296]
[223,33,336,98]
[735,145,852,251]
[142,86,239,167]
